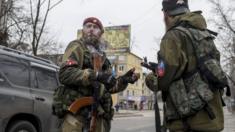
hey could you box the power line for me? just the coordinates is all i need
[129,3,158,25]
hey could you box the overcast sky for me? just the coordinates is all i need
[48,0,212,62]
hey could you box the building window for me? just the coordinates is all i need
[119,92,123,96]
[118,65,124,72]
[132,90,135,96]
[127,90,129,96]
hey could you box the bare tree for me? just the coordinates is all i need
[0,0,14,46]
[0,0,63,56]
[27,0,63,55]
[208,0,235,96]
[6,0,31,49]
[208,0,235,68]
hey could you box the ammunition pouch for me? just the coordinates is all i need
[52,85,67,118]
[99,91,114,120]
[165,72,214,121]
[52,85,85,118]
[52,84,114,121]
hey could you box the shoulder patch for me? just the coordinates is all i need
[65,58,78,66]
[157,60,165,77]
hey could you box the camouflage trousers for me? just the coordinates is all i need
[62,114,110,132]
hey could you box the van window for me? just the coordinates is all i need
[31,67,58,90]
[0,55,29,87]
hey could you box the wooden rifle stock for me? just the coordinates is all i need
[68,97,94,114]
[89,110,97,132]
[89,52,105,132]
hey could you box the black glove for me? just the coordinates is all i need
[121,68,139,84]
[97,72,116,87]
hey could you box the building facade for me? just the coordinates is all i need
[106,49,153,110]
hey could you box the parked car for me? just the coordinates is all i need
[0,45,61,132]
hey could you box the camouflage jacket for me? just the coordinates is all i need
[58,38,128,120]
[154,11,224,131]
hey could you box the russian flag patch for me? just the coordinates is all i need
[66,59,78,66]
[157,60,165,77]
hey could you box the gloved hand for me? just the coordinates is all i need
[96,71,117,87]
[121,68,140,84]
[145,72,158,92]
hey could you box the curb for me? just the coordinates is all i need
[113,113,143,118]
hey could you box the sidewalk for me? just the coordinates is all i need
[113,109,143,118]
[223,108,235,132]
[113,108,235,131]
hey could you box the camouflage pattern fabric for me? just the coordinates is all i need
[167,72,213,119]
[53,38,129,131]
[145,73,158,92]
[62,114,110,132]
[173,26,229,90]
[145,11,224,132]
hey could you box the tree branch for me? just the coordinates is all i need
[49,0,63,10]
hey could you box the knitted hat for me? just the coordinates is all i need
[162,0,189,16]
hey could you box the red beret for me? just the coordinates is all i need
[83,17,104,33]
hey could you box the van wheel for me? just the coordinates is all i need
[7,120,37,132]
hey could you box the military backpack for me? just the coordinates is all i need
[164,24,230,121]
[174,24,230,95]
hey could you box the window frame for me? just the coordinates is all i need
[0,54,30,88]
[30,62,59,91]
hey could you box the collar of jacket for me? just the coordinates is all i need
[167,10,207,31]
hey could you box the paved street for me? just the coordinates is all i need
[223,108,235,132]
[111,108,235,132]
[111,110,155,132]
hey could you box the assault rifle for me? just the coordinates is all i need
[89,52,105,132]
[141,57,165,132]
[68,97,94,114]
[68,52,104,132]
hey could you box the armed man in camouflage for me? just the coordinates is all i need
[54,17,139,132]
[145,0,228,131]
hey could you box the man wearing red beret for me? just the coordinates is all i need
[52,17,139,132]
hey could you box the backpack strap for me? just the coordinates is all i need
[171,26,200,79]
[173,25,231,98]
[172,26,215,71]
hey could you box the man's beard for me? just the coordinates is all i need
[83,34,100,48]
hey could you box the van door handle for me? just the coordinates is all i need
[35,96,45,102]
